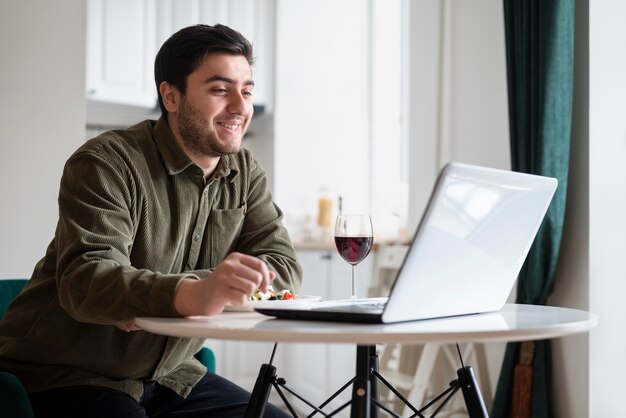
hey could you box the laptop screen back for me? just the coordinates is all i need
[381,163,557,323]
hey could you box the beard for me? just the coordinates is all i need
[177,97,242,158]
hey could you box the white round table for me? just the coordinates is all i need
[136,304,597,418]
[136,303,597,345]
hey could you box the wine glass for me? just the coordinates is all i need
[334,214,373,300]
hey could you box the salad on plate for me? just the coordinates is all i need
[250,286,295,301]
[223,286,321,312]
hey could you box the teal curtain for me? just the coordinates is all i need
[492,1,574,418]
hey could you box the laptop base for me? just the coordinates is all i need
[244,344,489,418]
[255,306,384,323]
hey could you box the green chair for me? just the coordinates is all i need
[0,279,35,418]
[0,278,215,418]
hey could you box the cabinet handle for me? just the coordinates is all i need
[321,253,332,260]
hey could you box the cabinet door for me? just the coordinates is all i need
[86,0,158,108]
[297,250,330,297]
[328,252,373,301]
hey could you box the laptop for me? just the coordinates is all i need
[256,162,558,324]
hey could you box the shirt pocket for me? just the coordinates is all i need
[210,206,246,265]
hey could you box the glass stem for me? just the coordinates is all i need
[351,265,357,300]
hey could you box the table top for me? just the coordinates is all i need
[135,303,597,345]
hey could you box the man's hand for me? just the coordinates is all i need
[115,320,141,332]
[173,252,276,317]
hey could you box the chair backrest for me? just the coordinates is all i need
[0,279,27,319]
[0,279,35,418]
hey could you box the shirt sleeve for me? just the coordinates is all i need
[235,157,303,293]
[55,150,184,324]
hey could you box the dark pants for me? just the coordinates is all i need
[28,371,289,418]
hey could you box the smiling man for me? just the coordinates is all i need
[0,24,301,417]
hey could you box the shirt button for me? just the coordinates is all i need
[203,189,208,195]
[194,234,200,242]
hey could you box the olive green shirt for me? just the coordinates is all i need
[0,118,302,400]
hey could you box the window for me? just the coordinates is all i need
[369,0,408,240]
[274,0,407,242]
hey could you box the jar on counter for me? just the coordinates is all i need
[317,188,335,240]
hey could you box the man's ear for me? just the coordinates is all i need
[159,81,180,113]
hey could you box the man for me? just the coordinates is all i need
[0,24,301,417]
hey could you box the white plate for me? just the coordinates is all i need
[224,295,322,312]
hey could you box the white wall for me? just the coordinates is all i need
[0,0,86,278]
[585,0,625,416]
[273,0,370,229]
[588,4,626,413]
[551,1,626,417]
[407,0,509,233]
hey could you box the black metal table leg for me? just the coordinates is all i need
[351,345,380,418]
[368,345,379,418]
[244,363,278,418]
[457,366,489,418]
[350,345,371,417]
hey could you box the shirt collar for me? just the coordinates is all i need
[153,117,239,182]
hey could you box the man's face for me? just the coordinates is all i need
[176,53,254,158]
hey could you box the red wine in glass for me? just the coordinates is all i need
[334,214,373,300]
[334,236,373,265]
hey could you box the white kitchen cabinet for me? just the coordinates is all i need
[86,0,159,108]
[295,248,373,301]
[86,0,272,109]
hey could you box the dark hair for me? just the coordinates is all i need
[154,24,254,115]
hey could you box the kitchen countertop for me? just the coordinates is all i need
[292,238,409,252]
[292,239,335,251]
